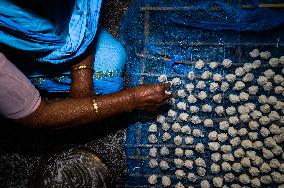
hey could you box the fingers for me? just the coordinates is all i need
[161,82,171,91]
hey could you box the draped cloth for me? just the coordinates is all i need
[0,0,102,64]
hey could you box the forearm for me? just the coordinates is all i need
[18,89,134,129]
[69,55,94,98]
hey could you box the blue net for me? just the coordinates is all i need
[120,0,284,187]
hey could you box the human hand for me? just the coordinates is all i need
[131,83,173,111]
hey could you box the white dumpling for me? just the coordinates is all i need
[229,94,240,103]
[222,153,234,162]
[162,176,171,187]
[190,106,199,113]
[224,173,235,183]
[158,74,167,82]
[208,131,218,141]
[252,60,261,69]
[195,157,206,167]
[185,160,194,169]
[168,109,177,120]
[218,133,228,142]
[148,174,157,185]
[201,71,212,79]
[208,142,220,151]
[195,143,205,153]
[185,83,195,92]
[239,174,250,185]
[174,158,184,168]
[148,134,158,143]
[271,172,284,184]
[157,115,166,124]
[184,136,194,145]
[162,132,171,142]
[160,146,170,156]
[232,163,242,173]
[211,153,221,163]
[249,167,260,177]
[187,94,197,103]
[191,116,202,124]
[222,59,232,68]
[203,119,213,127]
[221,82,230,92]
[210,82,219,92]
[225,74,236,82]
[175,169,186,179]
[221,162,231,172]
[197,167,206,176]
[260,175,272,184]
[175,182,185,188]
[149,159,158,168]
[177,89,186,98]
[221,145,232,153]
[177,102,187,110]
[213,73,223,82]
[248,86,258,95]
[230,137,241,147]
[213,94,222,103]
[209,61,218,69]
[228,127,238,137]
[181,125,191,134]
[179,113,189,121]
[268,57,279,67]
[211,163,220,173]
[234,148,245,158]
[274,74,284,84]
[228,116,239,125]
[174,135,183,145]
[187,173,196,182]
[213,177,223,188]
[184,150,193,158]
[187,71,196,80]
[198,91,207,100]
[159,160,169,170]
[238,128,248,136]
[149,147,157,157]
[258,95,268,104]
[241,139,253,149]
[172,77,181,85]
[264,69,275,79]
[172,122,181,132]
[202,104,212,112]
[162,122,170,131]
[195,59,205,69]
[233,81,245,90]
[148,123,157,132]
[192,128,202,137]
[257,76,268,86]
[260,51,271,59]
[219,121,229,130]
[196,80,206,89]
[200,180,210,188]
[249,49,260,58]
[242,73,254,82]
[235,67,246,77]
[215,105,224,115]
[239,92,249,101]
[240,157,251,167]
[243,63,253,73]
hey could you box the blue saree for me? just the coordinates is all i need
[0,0,127,94]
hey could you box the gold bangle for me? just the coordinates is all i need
[92,98,100,116]
[72,65,93,71]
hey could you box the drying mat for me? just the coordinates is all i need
[120,0,284,187]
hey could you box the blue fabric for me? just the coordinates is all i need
[29,29,127,94]
[0,0,102,64]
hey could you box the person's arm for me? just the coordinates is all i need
[17,84,172,129]
[69,54,95,98]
